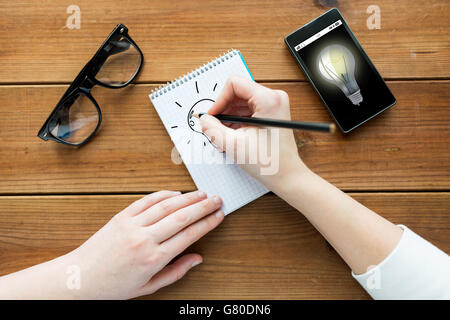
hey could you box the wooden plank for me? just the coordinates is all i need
[0,0,448,83]
[0,192,448,299]
[0,81,448,194]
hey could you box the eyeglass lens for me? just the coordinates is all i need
[49,93,99,144]
[95,36,141,87]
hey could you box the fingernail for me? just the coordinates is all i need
[212,195,222,204]
[173,191,182,195]
[198,190,206,198]
[215,210,224,219]
[192,260,202,268]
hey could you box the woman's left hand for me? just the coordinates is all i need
[65,190,223,299]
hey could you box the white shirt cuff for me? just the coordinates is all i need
[352,225,450,300]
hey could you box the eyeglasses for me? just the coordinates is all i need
[38,24,143,146]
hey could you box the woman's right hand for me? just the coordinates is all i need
[200,75,309,192]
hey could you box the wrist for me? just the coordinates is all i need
[268,160,316,195]
[38,251,83,299]
[60,248,100,299]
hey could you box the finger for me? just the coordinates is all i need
[209,75,260,115]
[229,123,242,130]
[135,190,207,226]
[200,114,237,154]
[121,190,181,217]
[138,253,202,296]
[148,195,222,243]
[221,104,253,117]
[159,210,224,263]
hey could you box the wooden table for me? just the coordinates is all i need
[0,0,448,299]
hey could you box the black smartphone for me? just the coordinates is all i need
[285,8,396,133]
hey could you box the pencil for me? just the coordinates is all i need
[193,113,336,133]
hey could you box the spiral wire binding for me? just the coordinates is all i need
[150,49,239,100]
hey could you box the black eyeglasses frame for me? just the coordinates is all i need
[37,23,144,146]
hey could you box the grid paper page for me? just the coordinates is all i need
[149,50,268,214]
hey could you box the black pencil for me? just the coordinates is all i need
[193,113,335,133]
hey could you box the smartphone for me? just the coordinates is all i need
[285,8,396,133]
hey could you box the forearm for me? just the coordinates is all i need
[0,252,79,299]
[272,166,403,275]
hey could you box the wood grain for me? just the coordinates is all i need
[0,0,449,301]
[0,0,448,83]
[0,193,448,299]
[0,81,448,194]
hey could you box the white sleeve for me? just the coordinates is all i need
[352,225,450,300]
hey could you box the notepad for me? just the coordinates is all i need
[149,50,268,214]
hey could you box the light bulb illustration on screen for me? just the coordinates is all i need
[317,44,363,105]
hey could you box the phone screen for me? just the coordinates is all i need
[287,13,396,132]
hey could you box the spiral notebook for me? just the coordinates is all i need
[149,50,268,214]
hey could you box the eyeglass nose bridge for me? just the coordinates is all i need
[79,76,97,92]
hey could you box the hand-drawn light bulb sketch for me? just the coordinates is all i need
[171,81,219,148]
[317,44,363,105]
[187,98,215,135]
